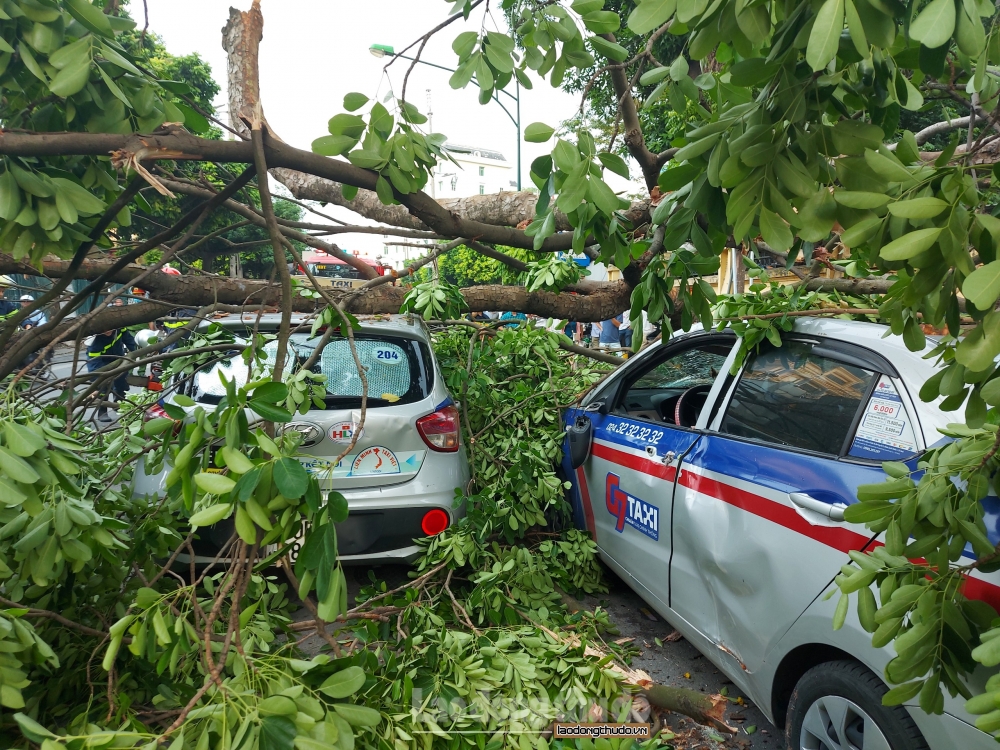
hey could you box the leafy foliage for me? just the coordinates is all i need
[434,324,609,541]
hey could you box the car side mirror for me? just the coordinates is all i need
[588,398,610,415]
[566,414,593,469]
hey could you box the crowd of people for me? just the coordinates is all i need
[471,309,659,355]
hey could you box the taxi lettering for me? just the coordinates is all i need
[605,473,658,541]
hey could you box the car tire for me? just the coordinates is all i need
[785,660,929,750]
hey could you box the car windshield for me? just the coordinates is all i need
[194,332,433,407]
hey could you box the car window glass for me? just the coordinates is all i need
[847,376,919,460]
[719,341,876,455]
[194,334,426,407]
[618,344,730,425]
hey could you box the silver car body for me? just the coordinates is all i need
[134,313,469,563]
[564,318,1000,748]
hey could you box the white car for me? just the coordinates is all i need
[564,318,999,750]
[134,313,470,564]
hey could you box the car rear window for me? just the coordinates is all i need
[719,341,877,455]
[194,332,433,407]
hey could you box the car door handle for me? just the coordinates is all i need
[789,492,847,522]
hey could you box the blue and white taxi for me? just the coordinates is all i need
[563,318,1000,750]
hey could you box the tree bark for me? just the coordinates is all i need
[0,253,633,321]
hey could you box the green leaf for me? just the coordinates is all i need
[188,503,233,528]
[274,458,309,500]
[833,593,849,630]
[628,0,677,34]
[319,666,367,698]
[65,0,113,37]
[48,56,91,97]
[759,208,793,252]
[834,191,889,209]
[807,0,845,72]
[312,135,355,156]
[18,43,46,83]
[882,680,924,705]
[375,175,395,204]
[583,11,622,34]
[346,149,385,169]
[879,228,943,261]
[844,0,869,58]
[175,103,209,133]
[639,67,671,86]
[0,446,40,484]
[13,713,56,742]
[221,447,254,475]
[966,261,1000,310]
[259,716,297,750]
[590,36,628,62]
[886,197,949,219]
[328,113,366,138]
[253,382,289,404]
[332,704,382,727]
[97,42,142,76]
[910,0,956,48]
[524,122,555,143]
[4,423,45,457]
[248,400,293,423]
[0,170,21,220]
[981,377,1000,405]
[598,152,629,179]
[669,56,688,81]
[343,92,369,111]
[51,178,105,214]
[328,491,349,523]
[193,473,236,496]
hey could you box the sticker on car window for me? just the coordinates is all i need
[372,346,403,364]
[849,377,918,460]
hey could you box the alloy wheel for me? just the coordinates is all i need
[798,694,892,750]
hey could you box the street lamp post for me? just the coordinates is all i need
[369,44,521,191]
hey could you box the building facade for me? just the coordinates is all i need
[430,144,515,199]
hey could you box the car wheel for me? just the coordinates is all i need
[785,660,929,750]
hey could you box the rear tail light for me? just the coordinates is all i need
[416,404,460,452]
[421,508,449,536]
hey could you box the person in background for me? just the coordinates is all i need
[0,277,17,321]
[589,320,601,348]
[618,310,633,352]
[499,311,526,328]
[19,295,46,329]
[563,320,578,342]
[598,314,621,351]
[87,325,137,422]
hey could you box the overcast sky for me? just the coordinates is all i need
[143,0,639,257]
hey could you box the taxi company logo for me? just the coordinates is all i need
[329,421,363,442]
[351,446,400,475]
[606,473,658,541]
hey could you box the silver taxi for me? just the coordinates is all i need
[134,313,469,563]
[564,318,1000,750]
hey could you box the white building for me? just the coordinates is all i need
[431,143,515,199]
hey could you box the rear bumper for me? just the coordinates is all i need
[134,453,468,565]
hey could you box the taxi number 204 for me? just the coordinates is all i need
[605,421,664,444]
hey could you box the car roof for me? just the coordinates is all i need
[196,312,430,340]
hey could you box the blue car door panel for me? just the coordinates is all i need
[563,334,736,609]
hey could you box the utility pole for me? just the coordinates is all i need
[426,89,436,198]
